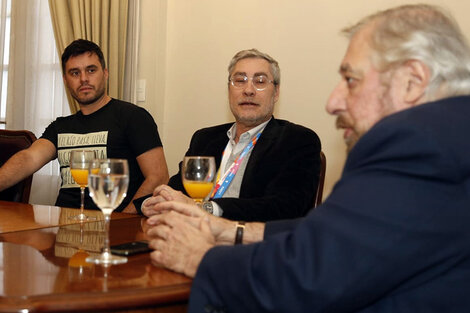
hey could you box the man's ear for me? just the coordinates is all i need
[403,60,430,105]
[273,84,280,103]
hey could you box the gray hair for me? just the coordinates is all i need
[228,49,280,85]
[343,4,470,100]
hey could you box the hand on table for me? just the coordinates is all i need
[146,201,235,245]
[142,184,195,217]
[145,201,265,276]
[146,210,215,277]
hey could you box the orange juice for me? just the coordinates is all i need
[71,169,89,187]
[183,181,214,200]
[71,168,99,187]
[68,249,92,268]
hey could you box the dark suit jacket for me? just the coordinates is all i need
[189,96,470,312]
[167,118,321,221]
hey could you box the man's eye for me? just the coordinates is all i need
[254,75,267,84]
[88,68,96,73]
[234,76,247,83]
[70,71,79,76]
[345,76,357,88]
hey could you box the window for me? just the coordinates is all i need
[5,0,69,205]
[0,0,10,129]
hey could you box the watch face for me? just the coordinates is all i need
[203,202,213,214]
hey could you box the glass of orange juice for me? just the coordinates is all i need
[182,156,216,203]
[70,150,97,221]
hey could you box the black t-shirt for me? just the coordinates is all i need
[41,99,163,212]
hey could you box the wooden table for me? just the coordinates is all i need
[0,201,191,312]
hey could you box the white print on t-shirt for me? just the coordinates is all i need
[57,131,108,188]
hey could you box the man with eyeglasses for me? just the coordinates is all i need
[136,49,322,222]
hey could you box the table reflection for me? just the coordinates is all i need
[68,249,95,282]
[0,201,191,311]
[55,220,105,258]
[0,201,104,233]
[0,215,166,294]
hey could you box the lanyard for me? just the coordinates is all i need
[211,130,262,199]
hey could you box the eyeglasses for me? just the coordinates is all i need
[229,74,275,91]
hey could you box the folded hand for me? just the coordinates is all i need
[142,184,195,216]
[146,210,215,277]
[147,200,235,245]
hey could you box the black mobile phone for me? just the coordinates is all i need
[110,241,152,256]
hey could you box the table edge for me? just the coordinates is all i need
[0,282,191,312]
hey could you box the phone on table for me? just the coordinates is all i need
[110,241,152,256]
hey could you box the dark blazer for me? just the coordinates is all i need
[167,117,322,221]
[189,96,470,312]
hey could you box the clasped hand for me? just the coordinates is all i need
[142,184,195,217]
[143,185,235,277]
[146,208,215,277]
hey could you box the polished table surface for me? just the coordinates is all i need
[0,200,135,233]
[0,201,191,312]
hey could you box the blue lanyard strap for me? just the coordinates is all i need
[211,130,262,199]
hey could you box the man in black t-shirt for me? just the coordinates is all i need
[0,39,169,213]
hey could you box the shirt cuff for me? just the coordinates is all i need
[133,194,151,216]
[211,201,224,217]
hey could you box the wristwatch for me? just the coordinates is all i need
[202,201,214,214]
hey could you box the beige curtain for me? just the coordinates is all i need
[6,0,69,205]
[123,0,140,104]
[48,0,128,113]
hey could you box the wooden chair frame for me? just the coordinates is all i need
[314,151,326,208]
[0,129,37,203]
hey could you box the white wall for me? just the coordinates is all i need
[137,0,470,199]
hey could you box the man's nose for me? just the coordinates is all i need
[79,71,88,83]
[326,82,346,115]
[243,79,256,96]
